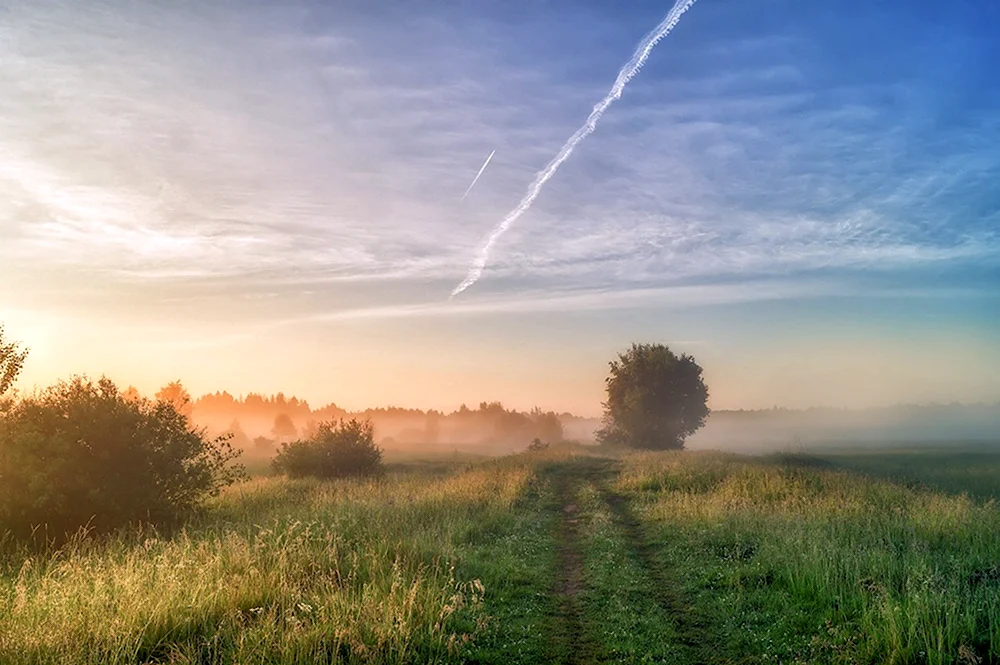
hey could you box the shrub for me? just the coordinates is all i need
[272,418,383,479]
[253,435,277,456]
[0,376,244,540]
[527,437,549,452]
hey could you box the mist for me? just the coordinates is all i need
[180,386,1000,460]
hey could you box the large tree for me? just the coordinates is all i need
[596,343,709,450]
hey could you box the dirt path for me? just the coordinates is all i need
[546,465,596,665]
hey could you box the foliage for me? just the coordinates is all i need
[0,376,244,539]
[272,418,383,479]
[527,437,549,452]
[530,408,563,443]
[597,343,709,450]
[155,380,192,418]
[271,413,298,440]
[253,435,277,456]
[223,419,253,449]
[0,324,28,397]
[121,385,143,403]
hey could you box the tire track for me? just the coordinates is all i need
[595,467,722,664]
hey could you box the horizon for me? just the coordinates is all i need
[8,374,1000,421]
[2,0,999,413]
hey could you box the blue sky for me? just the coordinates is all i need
[1,0,998,413]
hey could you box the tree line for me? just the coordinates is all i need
[1,322,711,543]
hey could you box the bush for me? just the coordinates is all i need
[527,437,549,452]
[272,419,383,479]
[0,377,244,540]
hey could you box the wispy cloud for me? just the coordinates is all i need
[0,0,997,320]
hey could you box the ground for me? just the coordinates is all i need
[2,444,1000,664]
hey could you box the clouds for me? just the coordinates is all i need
[0,0,997,321]
[0,0,997,413]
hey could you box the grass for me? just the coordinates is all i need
[574,463,685,663]
[797,446,1000,501]
[3,443,1000,663]
[0,455,540,664]
[615,450,1000,664]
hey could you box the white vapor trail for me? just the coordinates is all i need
[450,0,699,298]
[461,149,496,201]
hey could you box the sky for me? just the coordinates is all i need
[1,0,998,415]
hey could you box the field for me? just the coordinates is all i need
[3,445,1000,664]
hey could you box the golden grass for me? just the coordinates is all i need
[0,457,533,664]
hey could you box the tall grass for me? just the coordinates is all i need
[0,458,531,664]
[6,445,999,664]
[616,451,1000,664]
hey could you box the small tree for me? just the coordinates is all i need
[301,419,319,440]
[0,324,28,397]
[0,376,244,539]
[225,419,253,449]
[596,343,709,450]
[121,385,143,403]
[424,410,441,443]
[271,413,298,441]
[155,380,192,419]
[530,408,564,443]
[253,435,277,456]
[272,418,382,479]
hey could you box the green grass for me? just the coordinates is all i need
[615,450,1000,664]
[4,444,1000,664]
[576,467,684,663]
[797,446,1000,500]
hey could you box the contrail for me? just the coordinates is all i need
[451,0,699,298]
[461,149,496,201]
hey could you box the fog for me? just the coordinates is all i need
[186,390,1000,459]
[688,404,1000,453]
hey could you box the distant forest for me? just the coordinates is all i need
[168,385,1000,456]
[182,388,578,456]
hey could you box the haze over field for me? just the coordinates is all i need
[1,0,998,414]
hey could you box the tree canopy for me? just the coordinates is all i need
[596,343,709,450]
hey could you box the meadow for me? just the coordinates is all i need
[2,445,1000,664]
